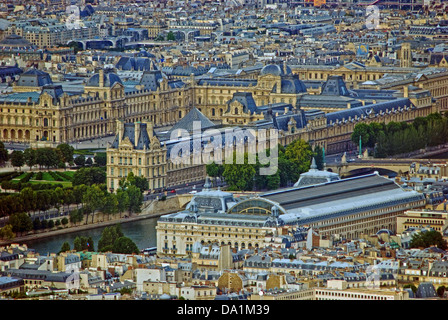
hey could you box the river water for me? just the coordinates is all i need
[24,152,448,255]
[23,217,159,255]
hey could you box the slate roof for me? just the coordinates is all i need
[3,269,71,283]
[110,122,155,150]
[226,92,257,115]
[115,57,154,71]
[139,69,165,91]
[40,85,64,103]
[271,111,308,131]
[198,77,258,87]
[86,71,123,87]
[168,107,217,134]
[416,282,438,298]
[321,75,356,97]
[16,68,52,87]
[325,98,415,125]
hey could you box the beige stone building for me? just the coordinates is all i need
[106,120,167,192]
[396,210,448,235]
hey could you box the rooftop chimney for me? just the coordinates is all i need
[99,69,104,88]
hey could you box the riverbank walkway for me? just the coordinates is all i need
[0,201,177,248]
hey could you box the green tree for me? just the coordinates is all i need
[69,209,83,226]
[36,148,59,169]
[313,145,324,170]
[61,217,69,227]
[0,141,8,166]
[68,41,82,54]
[10,150,24,170]
[284,139,314,174]
[94,152,107,166]
[56,143,75,166]
[20,187,37,213]
[72,167,106,186]
[33,217,41,230]
[9,212,33,236]
[113,237,139,254]
[23,148,37,169]
[412,116,428,130]
[0,224,15,240]
[54,187,64,215]
[265,171,280,190]
[116,189,130,218]
[82,184,105,224]
[368,122,385,147]
[74,155,85,167]
[410,230,447,250]
[351,123,371,150]
[60,241,71,253]
[63,188,75,212]
[102,192,118,220]
[127,185,143,214]
[85,157,93,166]
[73,236,82,251]
[73,184,88,208]
[127,172,149,193]
[222,152,256,191]
[166,31,175,41]
[206,161,222,178]
[73,236,93,251]
[98,224,124,252]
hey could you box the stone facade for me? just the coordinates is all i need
[106,120,167,192]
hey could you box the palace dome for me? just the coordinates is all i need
[260,63,292,76]
[281,78,307,94]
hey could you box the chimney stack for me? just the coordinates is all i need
[142,120,154,139]
[116,120,123,142]
[99,69,104,88]
[135,122,141,147]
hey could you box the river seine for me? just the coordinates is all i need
[23,217,159,255]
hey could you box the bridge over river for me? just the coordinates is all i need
[326,158,448,177]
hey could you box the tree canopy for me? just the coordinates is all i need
[410,230,447,250]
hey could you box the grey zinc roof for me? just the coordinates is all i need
[261,173,425,224]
